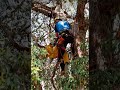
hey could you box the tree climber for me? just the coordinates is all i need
[53,19,75,75]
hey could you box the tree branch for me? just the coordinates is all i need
[32,2,56,18]
[32,2,72,18]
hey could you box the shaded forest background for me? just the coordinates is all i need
[89,0,120,89]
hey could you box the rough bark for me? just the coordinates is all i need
[72,0,87,57]
[89,0,120,89]
[0,23,30,52]
[89,0,120,71]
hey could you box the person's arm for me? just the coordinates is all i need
[57,37,66,51]
[55,24,59,38]
[55,32,59,38]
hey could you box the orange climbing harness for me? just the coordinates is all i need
[45,43,69,63]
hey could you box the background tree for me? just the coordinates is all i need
[89,0,120,89]
[0,0,31,89]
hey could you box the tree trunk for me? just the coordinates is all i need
[90,0,120,71]
[72,0,87,57]
[89,0,120,89]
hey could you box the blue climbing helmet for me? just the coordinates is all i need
[55,20,71,33]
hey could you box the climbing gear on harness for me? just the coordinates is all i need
[59,30,74,44]
[57,37,65,46]
[45,45,58,59]
[45,44,69,63]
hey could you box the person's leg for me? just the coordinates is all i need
[60,61,65,71]
[55,47,64,69]
[58,48,66,75]
[60,61,65,75]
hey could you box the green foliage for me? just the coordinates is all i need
[31,45,46,89]
[80,40,89,55]
[90,69,120,90]
[71,57,88,77]
[31,43,89,90]
[0,47,31,90]
[51,56,89,90]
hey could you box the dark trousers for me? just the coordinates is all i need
[58,47,65,71]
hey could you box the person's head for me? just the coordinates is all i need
[54,18,62,23]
